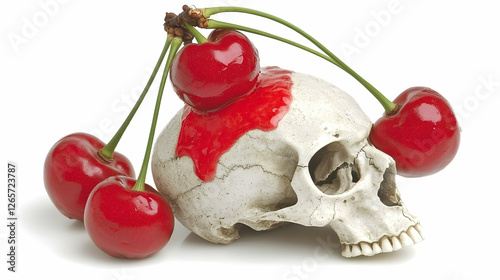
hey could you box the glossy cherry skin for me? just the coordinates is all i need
[370,87,460,177]
[170,29,260,112]
[84,176,174,258]
[44,133,135,221]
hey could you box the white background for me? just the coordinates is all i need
[1,0,499,279]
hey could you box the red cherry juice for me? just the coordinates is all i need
[175,66,294,181]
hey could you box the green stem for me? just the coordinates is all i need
[132,36,183,192]
[203,6,396,114]
[184,22,208,44]
[206,19,340,68]
[98,36,173,161]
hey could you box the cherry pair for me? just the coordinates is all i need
[44,132,174,258]
[44,36,182,258]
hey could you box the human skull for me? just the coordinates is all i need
[152,71,424,257]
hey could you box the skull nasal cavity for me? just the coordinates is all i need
[377,165,402,207]
[309,143,358,195]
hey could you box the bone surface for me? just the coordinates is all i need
[152,71,423,258]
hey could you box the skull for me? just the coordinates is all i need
[152,71,424,257]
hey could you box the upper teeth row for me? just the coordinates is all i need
[342,223,424,258]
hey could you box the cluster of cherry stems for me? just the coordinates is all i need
[43,6,460,259]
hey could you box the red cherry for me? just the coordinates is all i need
[370,87,460,177]
[84,176,174,258]
[170,29,260,111]
[44,133,135,221]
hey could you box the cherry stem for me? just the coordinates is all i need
[132,36,183,192]
[184,22,208,44]
[98,36,173,161]
[206,19,340,68]
[203,6,396,114]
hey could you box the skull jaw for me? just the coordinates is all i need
[338,223,425,258]
[327,145,425,257]
[329,206,424,257]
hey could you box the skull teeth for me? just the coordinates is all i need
[342,223,424,258]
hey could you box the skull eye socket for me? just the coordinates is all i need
[308,143,359,195]
[377,164,402,207]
